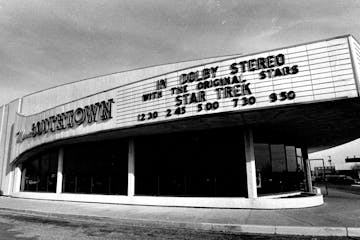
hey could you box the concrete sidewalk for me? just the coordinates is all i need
[0,187,359,237]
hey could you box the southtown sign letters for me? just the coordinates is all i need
[16,99,114,143]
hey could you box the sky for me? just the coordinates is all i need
[0,0,360,168]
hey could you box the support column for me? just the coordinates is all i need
[302,147,313,193]
[56,147,64,194]
[12,164,22,193]
[244,128,257,199]
[20,167,26,191]
[127,138,135,197]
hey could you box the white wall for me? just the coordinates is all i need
[0,105,6,193]
[0,100,21,195]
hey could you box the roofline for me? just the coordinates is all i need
[0,53,242,108]
[20,53,243,99]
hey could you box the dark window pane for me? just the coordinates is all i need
[254,143,271,172]
[135,128,247,197]
[21,149,57,193]
[286,146,297,172]
[296,148,304,171]
[255,144,304,195]
[271,145,287,172]
[63,139,128,195]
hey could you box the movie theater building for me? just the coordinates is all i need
[1,35,360,209]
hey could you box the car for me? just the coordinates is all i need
[325,175,355,184]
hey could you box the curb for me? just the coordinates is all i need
[0,207,359,237]
[200,223,358,237]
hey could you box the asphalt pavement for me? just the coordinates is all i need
[0,210,352,240]
[0,186,359,238]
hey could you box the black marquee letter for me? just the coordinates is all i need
[74,108,86,125]
[100,99,114,120]
[85,103,100,123]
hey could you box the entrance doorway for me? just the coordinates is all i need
[135,128,247,197]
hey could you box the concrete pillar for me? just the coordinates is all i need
[244,128,257,199]
[12,164,22,193]
[56,147,64,194]
[0,105,8,194]
[302,147,313,193]
[127,138,135,197]
[10,99,23,194]
[20,167,26,191]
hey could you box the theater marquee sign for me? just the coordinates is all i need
[12,36,358,161]
[134,53,299,123]
[115,37,356,127]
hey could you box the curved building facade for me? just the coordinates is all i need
[1,35,360,208]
